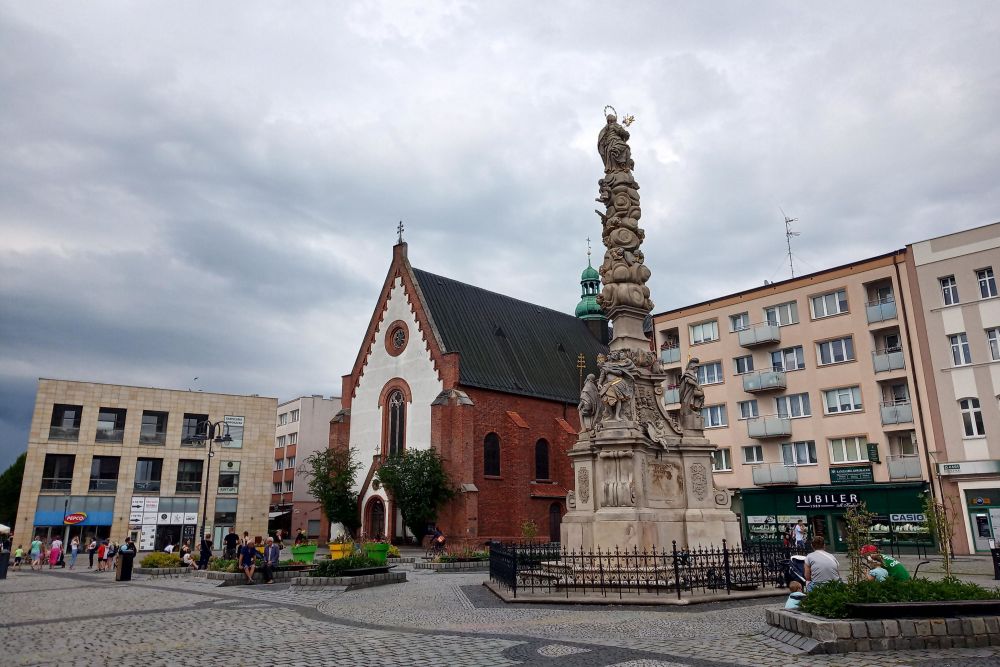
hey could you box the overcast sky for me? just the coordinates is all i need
[1,2,999,469]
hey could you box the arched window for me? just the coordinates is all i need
[960,398,985,437]
[535,439,550,481]
[386,389,406,457]
[483,432,501,477]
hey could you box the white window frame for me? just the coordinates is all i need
[742,445,765,464]
[290,409,300,422]
[811,289,848,319]
[764,301,799,327]
[782,441,817,466]
[829,436,867,464]
[274,458,284,471]
[704,404,728,428]
[697,361,724,385]
[278,412,288,426]
[284,480,294,493]
[950,333,972,366]
[286,455,296,469]
[979,268,998,299]
[690,320,719,345]
[823,386,863,414]
[730,312,750,332]
[738,399,759,420]
[712,448,732,472]
[960,398,986,437]
[940,276,959,305]
[276,435,286,448]
[776,393,811,419]
[272,482,281,494]
[988,328,1000,362]
[817,336,855,366]
[734,355,754,375]
[772,346,805,372]
[288,432,298,445]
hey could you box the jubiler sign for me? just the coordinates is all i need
[795,492,860,509]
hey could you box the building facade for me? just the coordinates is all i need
[271,394,341,542]
[906,222,1000,553]
[651,251,934,552]
[15,379,276,550]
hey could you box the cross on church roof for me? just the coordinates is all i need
[397,221,405,244]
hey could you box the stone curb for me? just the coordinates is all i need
[414,561,489,572]
[291,572,406,590]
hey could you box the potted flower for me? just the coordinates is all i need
[290,540,318,562]
[363,536,390,565]
[328,534,354,560]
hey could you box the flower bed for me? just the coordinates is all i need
[139,553,182,569]
[800,579,1000,619]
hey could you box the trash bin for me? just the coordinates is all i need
[991,548,1000,580]
[0,551,9,580]
[115,551,135,582]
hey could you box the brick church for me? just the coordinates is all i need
[330,240,608,545]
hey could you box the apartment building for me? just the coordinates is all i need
[14,379,276,550]
[906,222,1000,554]
[652,251,933,553]
[271,395,341,542]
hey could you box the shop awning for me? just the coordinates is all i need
[268,511,290,519]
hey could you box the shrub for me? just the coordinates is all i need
[438,549,489,563]
[311,554,376,578]
[801,578,1000,619]
[207,558,239,573]
[387,545,400,558]
[139,553,182,569]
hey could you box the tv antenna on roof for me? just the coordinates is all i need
[781,208,800,278]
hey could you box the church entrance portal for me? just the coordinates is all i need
[367,498,386,539]
[549,502,562,543]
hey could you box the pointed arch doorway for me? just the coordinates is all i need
[549,502,562,543]
[367,497,386,540]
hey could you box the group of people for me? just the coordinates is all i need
[785,536,911,609]
[193,528,285,584]
[11,535,137,573]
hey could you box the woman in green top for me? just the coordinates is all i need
[29,536,42,571]
[13,545,23,570]
[860,544,910,581]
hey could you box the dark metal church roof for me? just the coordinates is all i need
[412,268,608,404]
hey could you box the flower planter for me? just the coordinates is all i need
[328,543,353,560]
[364,543,390,564]
[290,545,318,562]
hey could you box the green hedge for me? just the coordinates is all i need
[208,558,239,573]
[800,578,1000,619]
[139,553,182,569]
[311,555,376,577]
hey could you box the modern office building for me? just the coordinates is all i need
[271,394,341,542]
[14,379,276,550]
[651,250,934,552]
[906,221,1000,553]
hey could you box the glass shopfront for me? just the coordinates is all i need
[741,482,931,553]
[964,489,1000,553]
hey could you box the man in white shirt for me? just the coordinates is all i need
[164,542,175,554]
[793,520,807,549]
[804,536,843,591]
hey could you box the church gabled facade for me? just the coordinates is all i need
[330,241,608,546]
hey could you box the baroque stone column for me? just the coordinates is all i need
[561,110,741,552]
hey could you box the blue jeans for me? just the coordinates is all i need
[69,551,78,567]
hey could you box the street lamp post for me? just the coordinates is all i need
[182,420,232,555]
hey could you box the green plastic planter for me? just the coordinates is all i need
[364,543,390,564]
[290,545,318,562]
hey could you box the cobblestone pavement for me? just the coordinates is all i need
[2,565,1000,666]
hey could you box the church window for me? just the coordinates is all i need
[484,433,501,477]
[535,439,550,481]
[386,390,406,457]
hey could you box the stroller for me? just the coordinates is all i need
[781,554,807,588]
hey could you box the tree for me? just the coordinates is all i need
[924,493,957,578]
[0,452,26,527]
[375,448,455,543]
[843,501,875,584]
[299,448,362,536]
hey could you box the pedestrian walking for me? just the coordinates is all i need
[87,538,97,569]
[238,539,257,584]
[260,537,280,584]
[48,537,63,569]
[13,545,23,570]
[198,533,213,570]
[29,536,42,571]
[68,537,80,569]
[793,520,807,549]
[223,528,239,560]
[96,540,107,572]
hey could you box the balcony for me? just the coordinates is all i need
[89,479,118,492]
[738,322,781,348]
[95,428,125,444]
[742,370,787,393]
[747,415,792,438]
[887,456,922,481]
[48,426,80,442]
[866,298,898,324]
[662,387,679,405]
[40,477,72,491]
[752,463,799,486]
[133,480,161,492]
[138,431,167,446]
[880,401,914,426]
[660,347,681,365]
[873,349,905,373]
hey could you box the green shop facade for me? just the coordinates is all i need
[739,481,932,553]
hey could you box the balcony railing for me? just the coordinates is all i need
[737,322,781,348]
[48,426,80,441]
[742,370,787,393]
[662,387,679,405]
[881,401,914,426]
[752,463,799,486]
[866,298,897,324]
[133,480,161,492]
[89,479,118,492]
[176,481,202,494]
[887,455,922,480]
[873,348,905,373]
[139,431,167,445]
[40,477,72,491]
[95,428,125,444]
[747,415,792,438]
[660,346,681,364]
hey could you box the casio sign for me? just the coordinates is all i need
[890,513,926,523]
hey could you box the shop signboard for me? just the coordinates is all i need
[939,460,1000,476]
[170,512,184,524]
[866,443,880,463]
[63,512,87,525]
[795,492,861,509]
[830,465,874,485]
[129,497,144,523]
[890,513,926,523]
[183,512,198,524]
[222,415,244,448]
[777,515,807,524]
[143,497,160,512]
[139,525,156,551]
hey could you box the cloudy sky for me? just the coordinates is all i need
[1,2,999,468]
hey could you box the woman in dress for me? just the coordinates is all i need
[48,536,63,569]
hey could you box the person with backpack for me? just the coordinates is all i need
[198,533,213,570]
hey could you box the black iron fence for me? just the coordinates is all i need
[489,540,807,599]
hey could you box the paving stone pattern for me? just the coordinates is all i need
[3,564,1000,666]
